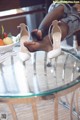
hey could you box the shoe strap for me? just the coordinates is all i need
[17,23,30,38]
[48,23,53,47]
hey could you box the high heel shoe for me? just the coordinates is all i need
[17,23,31,61]
[48,20,62,59]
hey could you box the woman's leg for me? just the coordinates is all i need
[24,3,80,52]
[31,5,65,40]
[24,14,80,52]
[24,21,68,52]
[31,3,77,40]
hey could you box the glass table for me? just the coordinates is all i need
[0,47,80,120]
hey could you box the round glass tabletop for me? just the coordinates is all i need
[0,48,80,98]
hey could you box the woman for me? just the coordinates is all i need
[24,2,80,56]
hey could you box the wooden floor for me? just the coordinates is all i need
[0,96,79,120]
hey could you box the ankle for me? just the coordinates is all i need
[31,29,42,41]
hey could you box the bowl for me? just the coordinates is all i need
[0,34,20,54]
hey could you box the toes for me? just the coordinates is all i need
[24,41,39,52]
[24,41,35,46]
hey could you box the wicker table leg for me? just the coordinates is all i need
[54,95,58,120]
[32,98,38,120]
[8,103,18,120]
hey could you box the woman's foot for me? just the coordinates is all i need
[24,35,52,52]
[24,20,69,56]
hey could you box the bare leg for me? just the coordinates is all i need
[24,4,80,52]
[24,21,68,52]
[31,5,65,40]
